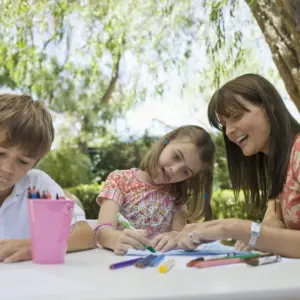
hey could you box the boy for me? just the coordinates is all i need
[0,94,96,263]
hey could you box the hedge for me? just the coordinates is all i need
[68,182,104,219]
[68,183,266,222]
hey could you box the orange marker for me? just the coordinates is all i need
[193,258,242,268]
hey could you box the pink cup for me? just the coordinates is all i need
[28,199,74,264]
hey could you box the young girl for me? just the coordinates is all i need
[95,125,215,255]
[176,74,300,258]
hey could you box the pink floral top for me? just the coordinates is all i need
[279,134,300,229]
[97,168,185,237]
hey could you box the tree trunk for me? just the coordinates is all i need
[245,0,300,111]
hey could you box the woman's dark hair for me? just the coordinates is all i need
[208,73,300,210]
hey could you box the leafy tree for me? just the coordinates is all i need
[0,0,259,150]
[203,0,300,110]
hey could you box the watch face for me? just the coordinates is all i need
[252,222,261,233]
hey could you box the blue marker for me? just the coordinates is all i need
[135,254,157,268]
[150,254,165,267]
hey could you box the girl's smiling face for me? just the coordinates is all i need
[152,138,202,185]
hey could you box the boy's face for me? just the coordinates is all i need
[0,136,38,193]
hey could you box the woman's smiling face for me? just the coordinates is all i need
[219,96,271,156]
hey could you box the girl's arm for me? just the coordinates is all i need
[159,211,186,239]
[149,211,186,251]
[96,199,123,250]
[96,199,150,253]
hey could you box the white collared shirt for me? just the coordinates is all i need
[0,169,86,240]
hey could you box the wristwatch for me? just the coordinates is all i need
[248,222,261,249]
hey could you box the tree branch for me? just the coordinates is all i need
[100,52,122,104]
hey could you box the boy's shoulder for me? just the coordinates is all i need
[26,169,56,185]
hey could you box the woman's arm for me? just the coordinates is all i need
[235,199,286,250]
[176,218,300,257]
[225,219,300,258]
[262,199,286,228]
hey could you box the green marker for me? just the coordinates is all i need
[201,253,260,261]
[233,253,261,260]
[116,213,156,253]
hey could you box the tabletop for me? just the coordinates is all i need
[1,248,300,300]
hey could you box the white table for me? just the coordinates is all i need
[1,248,300,300]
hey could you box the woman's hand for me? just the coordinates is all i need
[175,220,234,250]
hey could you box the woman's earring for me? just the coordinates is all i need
[162,139,169,145]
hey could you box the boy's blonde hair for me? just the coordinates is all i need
[0,94,54,158]
[140,125,215,222]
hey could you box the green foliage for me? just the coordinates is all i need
[68,182,104,219]
[213,132,231,189]
[90,131,157,182]
[0,0,253,108]
[212,189,266,221]
[37,147,92,188]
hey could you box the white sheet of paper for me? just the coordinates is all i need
[127,240,250,256]
[0,269,94,300]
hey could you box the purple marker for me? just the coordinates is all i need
[109,257,143,270]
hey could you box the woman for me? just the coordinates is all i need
[176,73,300,257]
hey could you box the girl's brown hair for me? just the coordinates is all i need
[0,94,54,158]
[208,73,300,211]
[140,125,215,222]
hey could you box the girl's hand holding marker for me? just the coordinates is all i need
[115,213,156,254]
